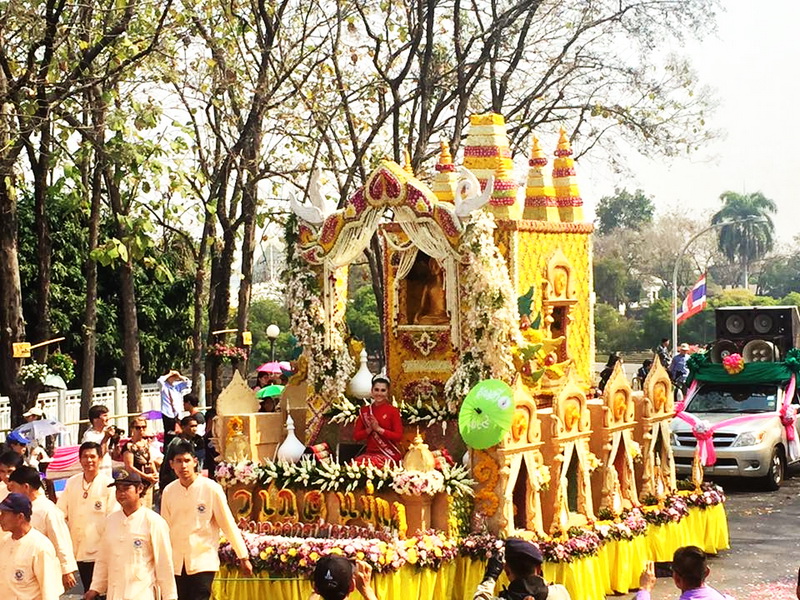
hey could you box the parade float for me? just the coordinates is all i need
[209,114,729,600]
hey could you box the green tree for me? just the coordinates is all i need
[712,191,777,288]
[247,298,296,367]
[346,285,383,358]
[595,189,655,235]
[594,303,643,354]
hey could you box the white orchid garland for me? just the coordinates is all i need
[444,211,521,407]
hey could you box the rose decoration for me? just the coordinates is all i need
[722,353,744,375]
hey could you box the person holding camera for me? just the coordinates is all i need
[473,539,570,600]
[311,555,378,600]
[82,404,117,476]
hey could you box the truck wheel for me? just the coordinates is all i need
[762,448,785,491]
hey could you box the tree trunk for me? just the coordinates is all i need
[206,231,236,402]
[190,214,214,392]
[31,151,52,358]
[119,260,142,412]
[235,163,260,377]
[0,174,27,425]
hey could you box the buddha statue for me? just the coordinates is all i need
[413,257,449,325]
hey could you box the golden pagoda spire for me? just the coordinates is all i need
[432,140,457,203]
[523,135,558,221]
[552,127,584,222]
[403,150,414,175]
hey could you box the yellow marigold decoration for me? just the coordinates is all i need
[227,416,244,437]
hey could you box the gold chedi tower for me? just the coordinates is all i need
[552,128,584,223]
[431,141,458,203]
[523,136,558,222]
[462,113,520,219]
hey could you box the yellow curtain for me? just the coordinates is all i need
[211,505,728,600]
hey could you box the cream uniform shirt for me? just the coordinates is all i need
[1,527,64,600]
[161,475,249,575]
[90,505,177,600]
[31,493,78,575]
[56,472,118,561]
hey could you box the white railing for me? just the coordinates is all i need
[0,379,168,444]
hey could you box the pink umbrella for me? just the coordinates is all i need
[257,361,282,374]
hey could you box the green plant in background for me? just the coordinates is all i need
[47,353,76,383]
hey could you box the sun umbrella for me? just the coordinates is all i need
[256,384,285,399]
[458,379,515,450]
[13,418,68,442]
[257,361,282,374]
[279,361,293,374]
[43,373,67,390]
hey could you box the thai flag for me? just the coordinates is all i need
[677,273,707,324]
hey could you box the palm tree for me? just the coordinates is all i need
[712,191,777,288]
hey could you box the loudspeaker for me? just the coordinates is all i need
[715,306,800,359]
[742,339,778,362]
[710,339,740,364]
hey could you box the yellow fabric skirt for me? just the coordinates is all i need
[211,505,730,600]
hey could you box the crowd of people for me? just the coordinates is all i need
[597,338,694,395]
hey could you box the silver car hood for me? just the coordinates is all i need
[670,412,780,434]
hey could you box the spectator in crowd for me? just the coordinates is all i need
[0,492,63,600]
[81,404,116,475]
[161,440,252,600]
[312,555,378,600]
[122,416,159,507]
[7,429,49,470]
[8,465,78,590]
[0,449,23,502]
[182,394,206,436]
[636,547,732,600]
[159,416,203,492]
[56,441,118,591]
[637,359,654,382]
[158,369,189,441]
[473,538,570,600]
[84,468,177,600]
[656,338,672,368]
[23,406,46,422]
[598,353,621,393]
[668,343,692,390]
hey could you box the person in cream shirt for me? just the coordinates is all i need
[57,441,118,591]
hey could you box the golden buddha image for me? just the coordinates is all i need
[404,253,449,326]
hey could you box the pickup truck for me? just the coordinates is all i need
[671,381,800,490]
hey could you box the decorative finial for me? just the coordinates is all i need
[403,150,414,175]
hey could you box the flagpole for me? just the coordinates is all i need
[671,217,767,352]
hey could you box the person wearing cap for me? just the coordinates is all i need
[23,405,46,422]
[85,467,177,600]
[0,449,23,502]
[8,465,78,590]
[668,343,692,390]
[637,547,732,600]
[473,538,570,600]
[160,439,252,600]
[56,441,118,592]
[312,555,378,600]
[7,429,49,470]
[352,374,404,467]
[158,369,190,440]
[0,492,64,600]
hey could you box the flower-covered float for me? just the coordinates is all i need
[209,114,729,600]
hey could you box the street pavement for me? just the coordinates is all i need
[615,471,800,600]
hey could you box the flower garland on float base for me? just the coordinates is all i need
[284,216,354,437]
[444,211,521,409]
[217,482,726,574]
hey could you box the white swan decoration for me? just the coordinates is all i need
[454,166,494,218]
[289,168,338,226]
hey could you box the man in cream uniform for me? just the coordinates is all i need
[0,492,63,600]
[85,468,177,600]
[8,465,78,590]
[161,440,252,600]
[57,441,118,591]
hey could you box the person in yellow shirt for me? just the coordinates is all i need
[85,467,177,600]
[0,492,64,600]
[8,465,78,591]
[56,441,118,591]
[160,440,253,600]
[0,450,23,502]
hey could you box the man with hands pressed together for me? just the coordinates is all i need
[160,440,253,600]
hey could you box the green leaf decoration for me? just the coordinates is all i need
[518,286,534,317]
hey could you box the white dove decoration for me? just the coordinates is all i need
[454,166,495,218]
[289,168,338,226]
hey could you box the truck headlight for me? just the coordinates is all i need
[732,431,766,447]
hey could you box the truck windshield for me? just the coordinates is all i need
[687,384,778,413]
